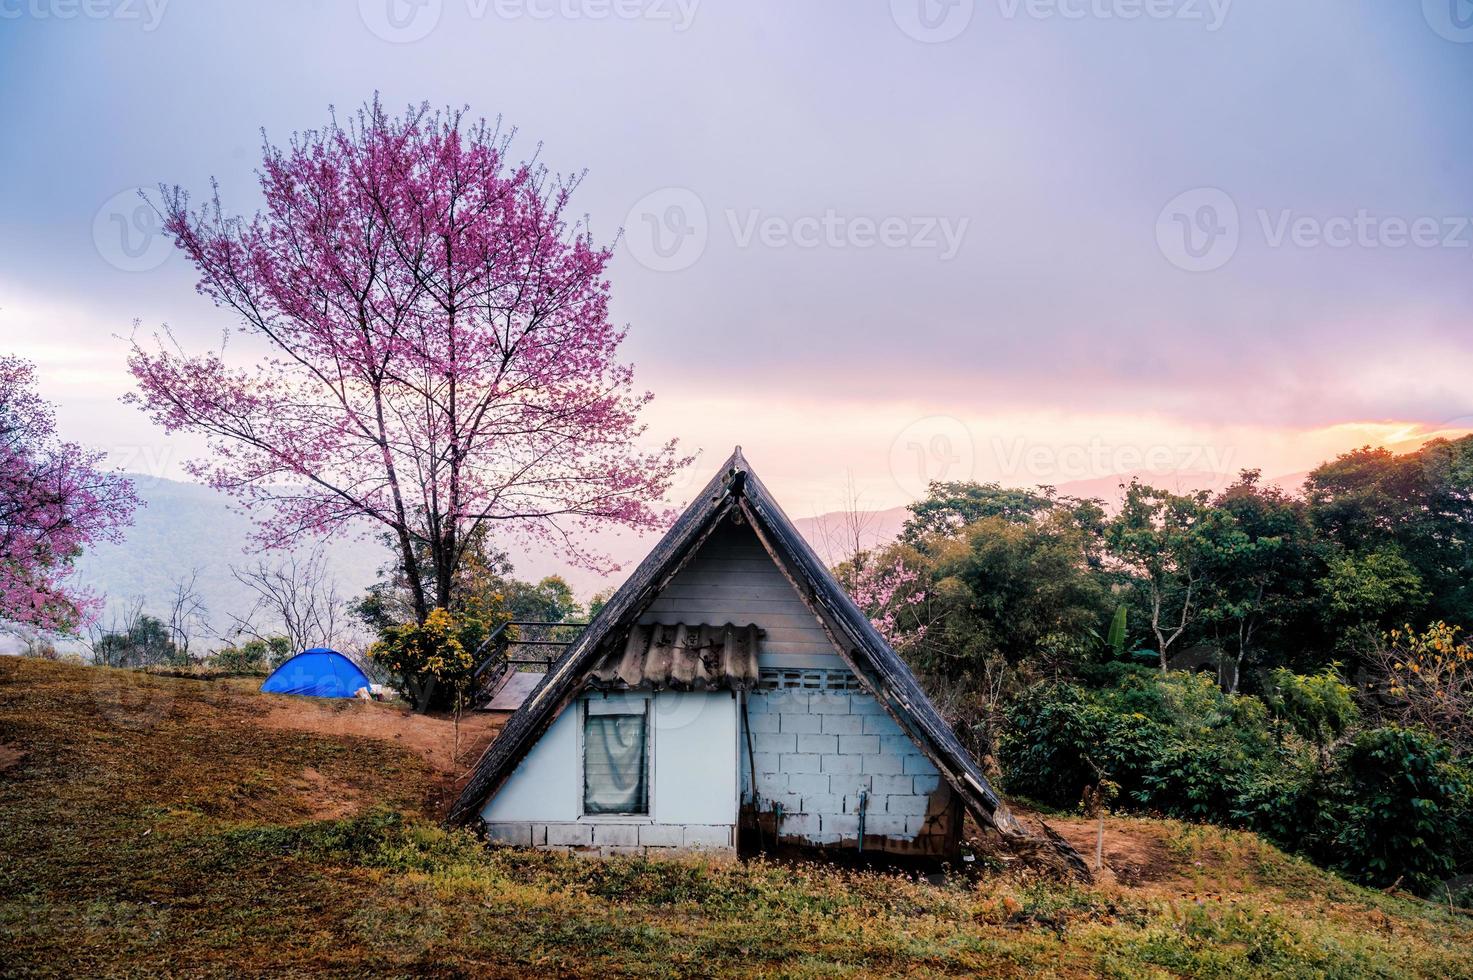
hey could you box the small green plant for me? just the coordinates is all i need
[370,608,479,711]
[1263,667,1359,766]
[1106,604,1128,659]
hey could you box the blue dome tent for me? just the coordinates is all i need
[260,648,372,699]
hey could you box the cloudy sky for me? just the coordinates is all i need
[2,0,1471,518]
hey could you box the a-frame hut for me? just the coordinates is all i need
[449,448,1037,861]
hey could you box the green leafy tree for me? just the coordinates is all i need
[358,525,515,711]
[1200,471,1322,691]
[210,636,292,674]
[89,614,183,668]
[1323,726,1472,893]
[1307,436,1473,628]
[370,608,478,711]
[1104,481,1220,671]
[1317,547,1427,655]
[903,481,1105,554]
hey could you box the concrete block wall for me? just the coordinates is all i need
[482,821,735,858]
[742,687,948,848]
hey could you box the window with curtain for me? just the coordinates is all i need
[583,698,649,815]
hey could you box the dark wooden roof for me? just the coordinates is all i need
[446,448,1028,841]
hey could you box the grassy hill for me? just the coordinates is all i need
[2,658,1471,978]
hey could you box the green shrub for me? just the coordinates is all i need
[1000,667,1473,895]
[1000,666,1278,820]
[1318,726,1472,893]
[210,637,292,674]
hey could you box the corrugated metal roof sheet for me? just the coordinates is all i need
[590,623,762,691]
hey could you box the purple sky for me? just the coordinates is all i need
[2,0,1471,516]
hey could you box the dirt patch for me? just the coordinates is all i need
[982,807,1184,888]
[1029,813,1182,887]
[251,697,505,788]
[291,767,366,820]
[0,741,27,774]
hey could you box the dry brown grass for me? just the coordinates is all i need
[2,657,1471,978]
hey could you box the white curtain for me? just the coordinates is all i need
[584,708,648,814]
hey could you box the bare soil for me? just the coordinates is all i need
[1032,813,1180,887]
[0,741,25,774]
[291,766,367,819]
[254,695,505,776]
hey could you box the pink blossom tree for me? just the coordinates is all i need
[128,99,687,627]
[0,358,137,631]
[844,553,928,652]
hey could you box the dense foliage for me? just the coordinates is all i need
[857,435,1473,897]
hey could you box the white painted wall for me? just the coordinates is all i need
[481,689,739,841]
[482,702,580,822]
[653,690,737,825]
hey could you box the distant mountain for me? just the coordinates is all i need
[793,506,911,565]
[73,476,391,638]
[71,475,660,637]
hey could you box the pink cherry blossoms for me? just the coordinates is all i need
[0,357,137,630]
[845,554,928,652]
[127,99,688,622]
